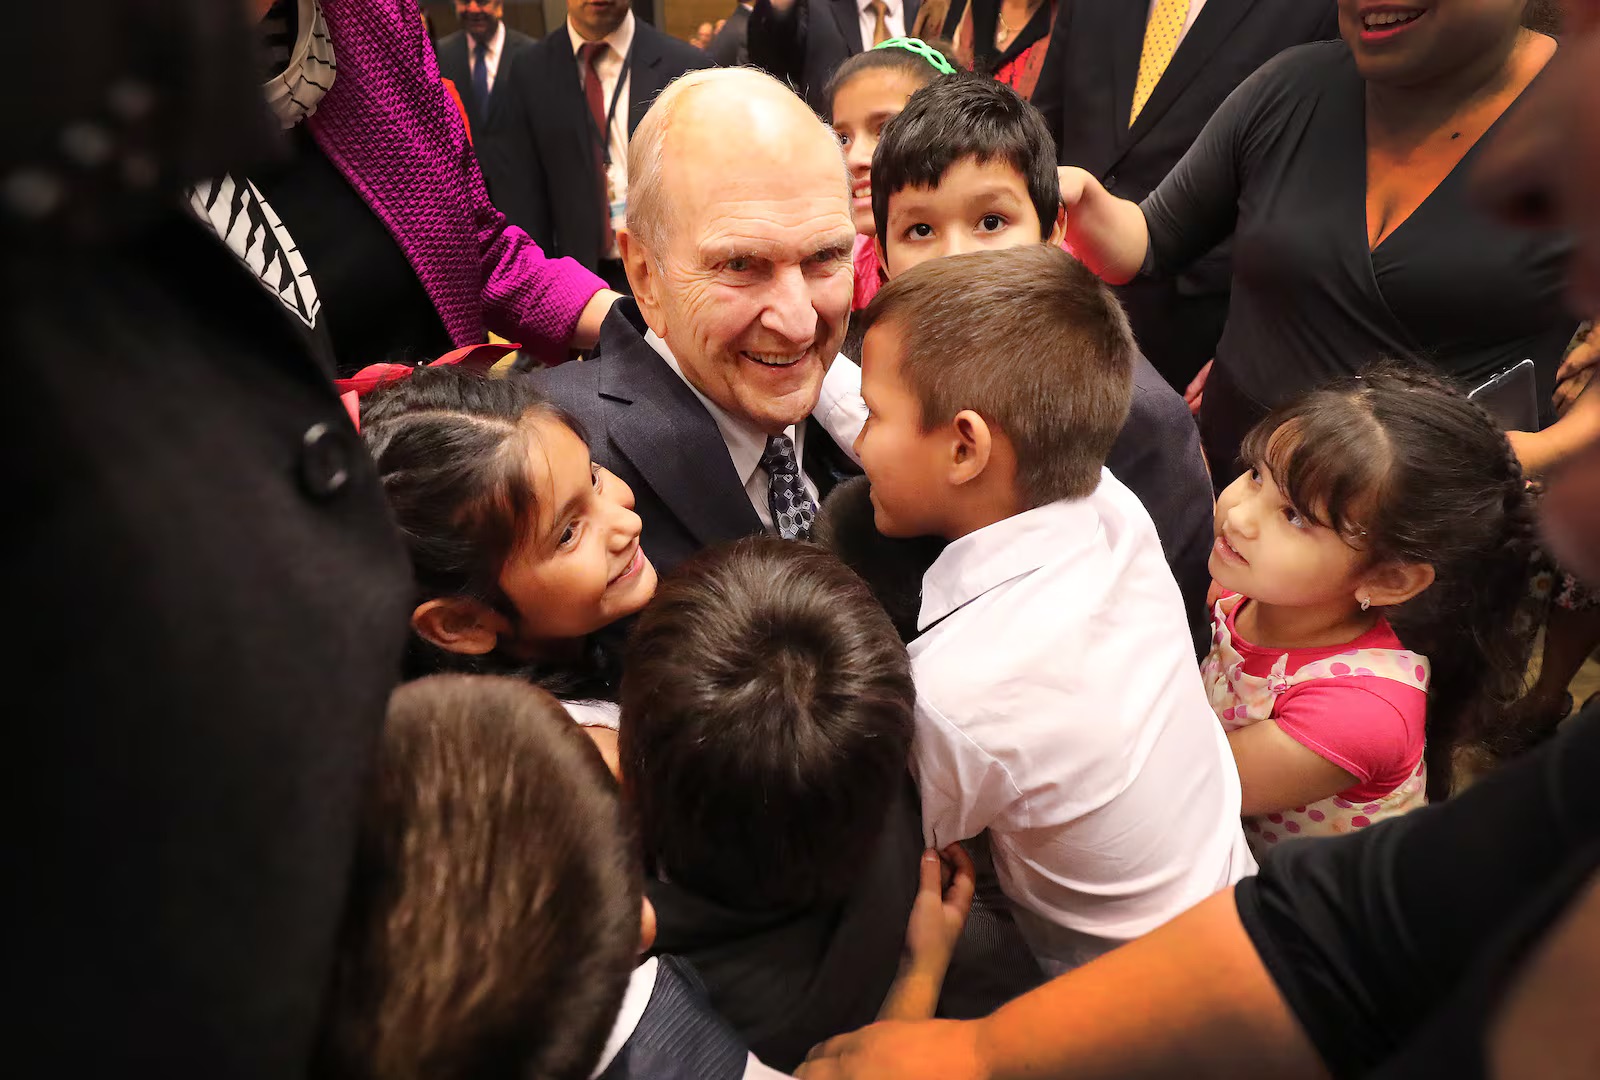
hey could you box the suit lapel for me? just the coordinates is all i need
[828,0,866,54]
[1108,0,1148,151]
[1126,0,1257,141]
[596,311,765,549]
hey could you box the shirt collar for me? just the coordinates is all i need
[918,482,1108,630]
[643,329,799,487]
[475,20,506,59]
[567,10,637,61]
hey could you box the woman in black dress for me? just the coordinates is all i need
[1059,0,1580,479]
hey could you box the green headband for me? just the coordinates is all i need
[871,36,958,76]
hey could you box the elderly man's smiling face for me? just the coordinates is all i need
[627,82,855,435]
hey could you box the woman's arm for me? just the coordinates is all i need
[1510,377,1600,479]
[1057,167,1150,285]
[799,889,1327,1080]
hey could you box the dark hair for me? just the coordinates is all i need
[316,675,642,1080]
[1237,364,1538,798]
[824,40,954,118]
[1523,0,1562,33]
[870,72,1059,245]
[618,537,916,911]
[815,476,948,643]
[361,368,615,695]
[860,243,1135,506]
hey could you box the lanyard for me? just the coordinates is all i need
[583,44,634,169]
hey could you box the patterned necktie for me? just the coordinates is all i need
[1130,0,1190,126]
[472,39,490,112]
[580,42,615,253]
[867,0,890,46]
[760,434,818,541]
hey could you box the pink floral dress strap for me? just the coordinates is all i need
[1201,596,1432,857]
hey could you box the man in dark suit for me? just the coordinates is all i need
[747,0,921,116]
[434,0,535,143]
[708,1,754,65]
[533,68,863,577]
[1031,0,1338,392]
[482,0,713,294]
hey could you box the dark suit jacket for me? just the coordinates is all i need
[1033,0,1338,294]
[434,25,535,141]
[482,22,713,273]
[533,302,860,577]
[596,957,749,1080]
[748,0,922,116]
[708,3,752,66]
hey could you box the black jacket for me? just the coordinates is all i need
[481,22,713,273]
[532,301,860,578]
[747,0,923,116]
[434,25,536,141]
[1032,0,1338,295]
[708,3,752,66]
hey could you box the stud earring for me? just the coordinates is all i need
[1359,596,1371,612]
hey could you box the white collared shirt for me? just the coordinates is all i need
[645,330,823,532]
[908,470,1254,972]
[858,0,905,50]
[1147,0,1208,45]
[568,11,637,259]
[466,20,508,96]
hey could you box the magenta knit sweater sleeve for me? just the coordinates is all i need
[315,0,606,362]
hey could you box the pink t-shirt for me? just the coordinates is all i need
[1223,598,1427,803]
[853,234,883,312]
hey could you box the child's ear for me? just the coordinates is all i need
[949,409,995,486]
[1359,561,1437,610]
[874,232,892,280]
[1047,202,1067,248]
[411,597,507,656]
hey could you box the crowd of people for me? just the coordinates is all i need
[11,0,1600,1077]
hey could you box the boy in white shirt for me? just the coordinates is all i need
[853,244,1254,971]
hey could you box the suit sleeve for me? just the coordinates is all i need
[1138,48,1298,276]
[747,0,810,97]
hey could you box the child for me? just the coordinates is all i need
[360,367,656,734]
[619,536,1040,1070]
[854,243,1254,972]
[826,38,957,312]
[814,475,949,643]
[1204,367,1536,854]
[868,73,1216,653]
[317,674,979,1080]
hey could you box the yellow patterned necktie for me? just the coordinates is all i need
[868,0,890,46]
[1130,0,1190,126]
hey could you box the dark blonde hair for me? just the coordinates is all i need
[316,676,642,1080]
[1238,365,1538,797]
[859,243,1135,506]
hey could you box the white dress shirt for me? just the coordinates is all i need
[568,12,637,260]
[466,20,509,97]
[858,0,906,50]
[589,960,795,1079]
[1147,0,1208,44]
[908,470,1254,972]
[645,330,824,532]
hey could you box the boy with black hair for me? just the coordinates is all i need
[620,536,1040,1071]
[869,73,1216,653]
[854,245,1253,972]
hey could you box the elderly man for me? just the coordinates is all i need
[536,67,864,575]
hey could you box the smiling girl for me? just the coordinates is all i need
[1203,367,1535,854]
[361,368,656,722]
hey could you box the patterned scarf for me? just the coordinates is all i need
[262,0,337,129]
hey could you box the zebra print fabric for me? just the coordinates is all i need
[190,175,321,329]
[263,0,337,130]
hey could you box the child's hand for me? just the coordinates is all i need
[905,844,976,978]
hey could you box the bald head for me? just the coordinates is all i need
[627,68,849,255]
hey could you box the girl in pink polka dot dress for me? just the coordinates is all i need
[1200,367,1536,858]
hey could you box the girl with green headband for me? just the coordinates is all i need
[826,38,958,313]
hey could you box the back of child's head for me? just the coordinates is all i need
[618,536,916,912]
[825,39,953,116]
[360,367,594,682]
[860,243,1135,507]
[815,476,949,643]
[1238,364,1538,796]
[316,674,642,1080]
[871,72,1059,243]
